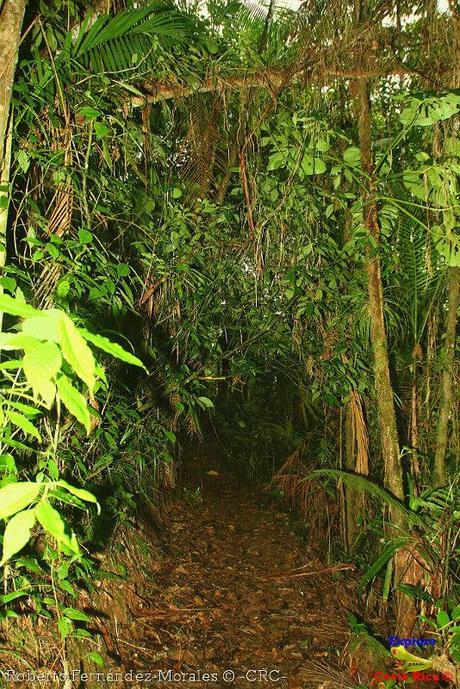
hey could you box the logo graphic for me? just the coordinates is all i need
[387,636,436,648]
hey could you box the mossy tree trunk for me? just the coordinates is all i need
[0,0,28,328]
[433,4,460,486]
[355,74,418,636]
[434,267,459,485]
[356,78,404,505]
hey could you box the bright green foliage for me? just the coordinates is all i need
[0,483,43,520]
[0,510,36,566]
[56,375,91,433]
[57,313,96,393]
[35,501,80,556]
[400,93,460,127]
[0,296,142,571]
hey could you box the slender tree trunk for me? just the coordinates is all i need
[409,375,420,478]
[341,210,367,552]
[344,392,369,551]
[433,4,460,486]
[434,267,459,485]
[344,402,358,551]
[0,0,28,327]
[355,76,419,636]
[353,10,410,622]
[356,78,404,504]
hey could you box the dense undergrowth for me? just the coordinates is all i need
[0,0,459,685]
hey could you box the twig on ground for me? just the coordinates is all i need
[271,564,356,580]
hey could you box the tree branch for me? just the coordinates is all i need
[133,63,418,107]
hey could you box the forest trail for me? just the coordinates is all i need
[122,463,358,689]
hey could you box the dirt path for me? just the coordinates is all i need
[123,466,359,689]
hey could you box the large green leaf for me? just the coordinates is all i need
[300,155,326,176]
[80,328,145,369]
[57,314,96,392]
[57,480,100,514]
[343,146,361,168]
[63,606,91,622]
[72,2,196,74]
[307,469,423,524]
[267,151,288,171]
[400,93,460,127]
[433,225,460,268]
[0,590,29,604]
[7,401,41,417]
[0,294,40,319]
[22,311,60,342]
[87,651,104,666]
[58,616,73,639]
[0,333,39,351]
[360,537,410,591]
[23,341,61,406]
[35,500,80,555]
[0,482,43,520]
[403,170,428,200]
[0,509,36,566]
[6,410,42,442]
[56,375,91,434]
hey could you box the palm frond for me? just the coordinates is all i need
[307,468,425,526]
[72,2,198,74]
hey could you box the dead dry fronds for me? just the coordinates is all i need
[34,120,74,308]
[298,659,358,689]
[272,444,339,546]
[348,390,369,477]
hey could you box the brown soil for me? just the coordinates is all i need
[117,466,360,689]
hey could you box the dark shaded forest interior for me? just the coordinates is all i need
[0,0,459,687]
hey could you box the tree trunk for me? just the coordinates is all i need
[356,78,404,504]
[344,402,358,552]
[0,0,28,327]
[343,390,369,552]
[355,76,419,636]
[434,267,459,485]
[433,4,460,486]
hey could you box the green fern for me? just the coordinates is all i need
[397,215,443,343]
[411,483,460,515]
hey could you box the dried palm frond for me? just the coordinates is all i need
[298,659,358,689]
[175,92,231,200]
[35,123,74,308]
[348,390,369,477]
[273,444,339,544]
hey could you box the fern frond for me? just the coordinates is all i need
[412,484,460,514]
